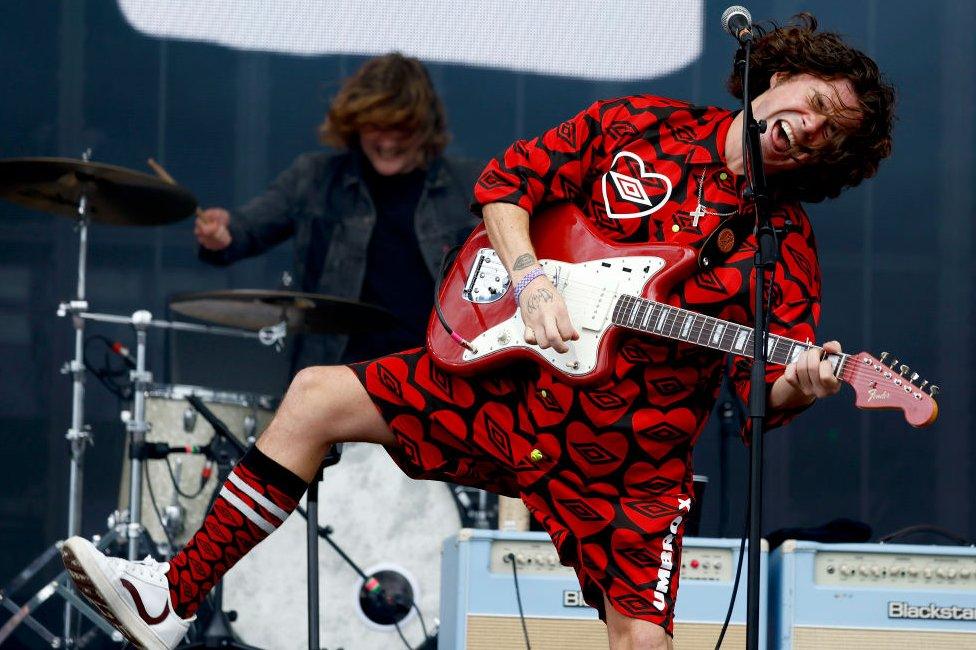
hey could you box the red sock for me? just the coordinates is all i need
[166,446,307,618]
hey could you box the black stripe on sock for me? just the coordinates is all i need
[238,445,309,498]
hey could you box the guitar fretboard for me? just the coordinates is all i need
[612,294,847,372]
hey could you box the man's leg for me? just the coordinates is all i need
[168,365,391,616]
[255,365,395,480]
[63,365,392,649]
[604,595,673,650]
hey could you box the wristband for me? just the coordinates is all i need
[514,267,546,305]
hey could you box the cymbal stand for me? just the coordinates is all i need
[57,148,93,645]
[125,310,154,560]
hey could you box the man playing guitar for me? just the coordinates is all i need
[62,14,898,650]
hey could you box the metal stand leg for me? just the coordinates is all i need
[307,445,341,650]
[0,527,149,647]
[307,475,320,650]
[60,149,94,647]
[125,312,153,560]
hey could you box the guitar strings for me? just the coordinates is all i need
[473,264,929,398]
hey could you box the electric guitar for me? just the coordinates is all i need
[427,203,939,428]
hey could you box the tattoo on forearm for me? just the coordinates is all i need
[513,254,537,271]
[524,288,554,314]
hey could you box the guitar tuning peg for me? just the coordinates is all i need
[879,351,889,364]
[910,372,920,384]
[928,384,940,397]
[899,364,910,377]
[889,358,900,369]
[919,379,929,391]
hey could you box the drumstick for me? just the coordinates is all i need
[147,158,206,218]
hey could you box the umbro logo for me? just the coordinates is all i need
[601,151,673,219]
[120,578,170,625]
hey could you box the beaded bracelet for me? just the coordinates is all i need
[514,267,546,305]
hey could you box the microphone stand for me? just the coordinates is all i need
[180,395,261,650]
[735,38,777,650]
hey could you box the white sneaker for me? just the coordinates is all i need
[61,536,193,650]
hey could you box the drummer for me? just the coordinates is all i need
[194,52,482,367]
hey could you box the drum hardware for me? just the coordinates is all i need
[119,383,277,550]
[0,520,153,648]
[0,153,198,644]
[169,289,398,336]
[75,309,289,350]
[303,450,345,650]
[306,521,435,650]
[451,486,495,530]
[0,306,275,647]
[0,156,197,226]
[161,459,187,546]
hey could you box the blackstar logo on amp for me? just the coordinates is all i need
[563,590,588,607]
[888,601,976,621]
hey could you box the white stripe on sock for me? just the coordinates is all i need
[219,486,276,534]
[227,471,290,522]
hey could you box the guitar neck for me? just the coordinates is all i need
[612,294,848,373]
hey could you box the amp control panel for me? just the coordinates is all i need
[815,550,976,589]
[488,537,734,582]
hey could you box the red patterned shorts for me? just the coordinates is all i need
[349,347,694,634]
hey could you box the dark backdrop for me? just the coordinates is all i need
[0,1,972,646]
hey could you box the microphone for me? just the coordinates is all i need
[110,341,137,369]
[721,5,754,44]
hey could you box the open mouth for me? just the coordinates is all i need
[770,119,796,153]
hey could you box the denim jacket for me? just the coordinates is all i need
[199,149,483,367]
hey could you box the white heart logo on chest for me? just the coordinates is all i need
[601,151,673,219]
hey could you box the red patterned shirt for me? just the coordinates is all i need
[472,95,821,456]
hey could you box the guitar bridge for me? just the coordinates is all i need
[462,248,510,304]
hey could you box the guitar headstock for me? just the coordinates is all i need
[841,351,939,428]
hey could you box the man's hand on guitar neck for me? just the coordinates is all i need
[483,202,580,353]
[772,339,844,409]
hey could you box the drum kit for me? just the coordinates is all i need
[0,155,497,650]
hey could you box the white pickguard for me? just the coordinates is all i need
[461,256,666,376]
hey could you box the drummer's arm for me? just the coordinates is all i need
[199,155,310,266]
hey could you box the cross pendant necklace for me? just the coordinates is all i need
[690,169,737,227]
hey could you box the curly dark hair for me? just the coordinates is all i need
[319,52,449,163]
[726,13,895,203]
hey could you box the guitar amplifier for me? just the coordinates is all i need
[438,529,766,649]
[769,540,976,649]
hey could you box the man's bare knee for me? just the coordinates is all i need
[278,365,392,446]
[604,595,671,650]
[289,365,342,402]
[257,365,392,480]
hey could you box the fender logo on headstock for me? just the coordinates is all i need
[867,387,891,402]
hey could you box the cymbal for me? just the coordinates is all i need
[0,157,197,226]
[169,289,398,335]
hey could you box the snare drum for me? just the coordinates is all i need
[118,384,278,548]
[224,443,462,650]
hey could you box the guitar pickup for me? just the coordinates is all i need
[567,265,617,331]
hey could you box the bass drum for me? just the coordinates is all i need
[224,442,462,650]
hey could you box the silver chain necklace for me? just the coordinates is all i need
[689,169,737,227]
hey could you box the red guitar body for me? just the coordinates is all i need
[427,203,697,385]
